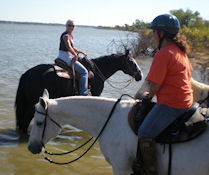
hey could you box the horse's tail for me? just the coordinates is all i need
[15,73,27,132]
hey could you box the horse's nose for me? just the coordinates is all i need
[135,72,143,81]
[28,142,43,154]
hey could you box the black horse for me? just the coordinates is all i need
[15,51,143,134]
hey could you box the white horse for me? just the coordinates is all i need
[28,90,209,175]
[191,78,209,106]
[135,77,209,107]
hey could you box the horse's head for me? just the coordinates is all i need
[28,89,61,154]
[121,50,143,81]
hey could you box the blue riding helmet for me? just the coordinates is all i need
[150,14,180,35]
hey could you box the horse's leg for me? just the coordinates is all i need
[99,139,134,175]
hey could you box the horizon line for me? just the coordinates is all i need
[0,20,98,28]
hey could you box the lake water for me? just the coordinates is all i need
[0,23,208,175]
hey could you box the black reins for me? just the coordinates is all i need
[36,94,136,165]
[93,62,133,90]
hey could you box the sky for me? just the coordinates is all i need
[0,0,209,26]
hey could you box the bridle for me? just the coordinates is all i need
[93,61,133,90]
[35,108,62,147]
[34,94,136,165]
[92,54,138,90]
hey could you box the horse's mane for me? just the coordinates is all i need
[94,54,119,60]
[81,54,120,73]
[52,95,135,105]
[92,54,121,65]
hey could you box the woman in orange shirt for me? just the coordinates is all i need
[137,14,193,175]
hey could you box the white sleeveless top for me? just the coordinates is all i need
[58,50,74,65]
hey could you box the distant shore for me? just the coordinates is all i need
[0,20,97,28]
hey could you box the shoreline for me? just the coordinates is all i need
[0,20,97,28]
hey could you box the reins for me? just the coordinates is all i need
[39,94,136,165]
[93,60,134,90]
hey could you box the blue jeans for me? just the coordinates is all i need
[71,61,88,95]
[138,103,188,138]
[58,51,88,95]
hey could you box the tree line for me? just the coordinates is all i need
[100,9,209,54]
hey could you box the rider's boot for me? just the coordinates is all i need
[139,138,158,175]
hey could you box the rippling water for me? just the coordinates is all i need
[0,23,208,175]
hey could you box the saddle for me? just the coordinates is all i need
[128,100,208,144]
[54,58,94,80]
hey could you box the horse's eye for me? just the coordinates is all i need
[36,121,43,126]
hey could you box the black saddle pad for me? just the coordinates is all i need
[132,101,208,144]
[156,106,208,143]
[156,120,207,144]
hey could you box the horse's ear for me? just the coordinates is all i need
[39,89,49,110]
[39,97,48,110]
[125,49,129,56]
[42,89,49,99]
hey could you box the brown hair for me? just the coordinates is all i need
[171,33,190,54]
[159,30,190,54]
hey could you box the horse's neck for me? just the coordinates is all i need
[191,77,209,102]
[191,78,209,89]
[92,56,122,79]
[49,97,119,137]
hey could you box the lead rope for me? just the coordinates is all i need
[93,62,133,90]
[44,137,94,156]
[43,94,135,165]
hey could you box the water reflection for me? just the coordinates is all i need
[0,126,112,175]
